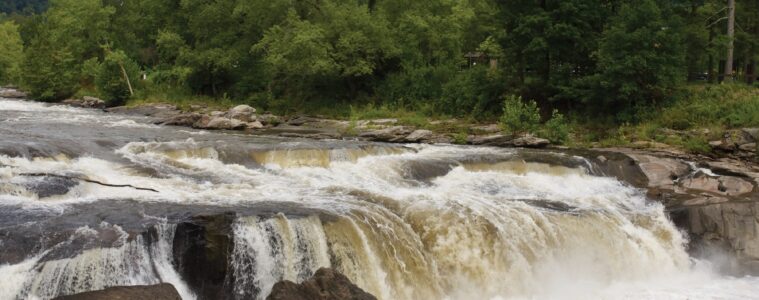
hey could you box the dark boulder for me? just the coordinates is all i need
[267,268,377,300]
[52,284,181,300]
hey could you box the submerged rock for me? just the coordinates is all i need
[267,268,377,300]
[52,284,181,300]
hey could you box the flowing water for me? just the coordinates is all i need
[1,95,758,299]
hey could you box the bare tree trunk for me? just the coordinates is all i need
[724,0,735,81]
[118,63,134,96]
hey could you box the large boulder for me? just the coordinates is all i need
[52,284,181,300]
[267,268,376,300]
[228,105,256,122]
[62,97,105,109]
[404,129,434,142]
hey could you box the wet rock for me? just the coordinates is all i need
[267,268,376,300]
[228,105,256,122]
[62,97,105,109]
[52,284,181,300]
[0,88,26,98]
[686,202,759,274]
[625,153,690,188]
[21,175,79,198]
[106,104,181,119]
[510,135,550,148]
[468,134,513,146]
[161,113,203,127]
[358,126,414,142]
[404,129,434,142]
[173,214,235,299]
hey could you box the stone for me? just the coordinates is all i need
[161,113,203,127]
[681,174,721,193]
[510,135,550,148]
[228,105,256,122]
[258,114,283,126]
[358,126,414,142]
[742,128,759,142]
[467,134,513,146]
[471,124,501,134]
[719,176,754,195]
[195,117,246,130]
[247,120,264,129]
[626,154,690,188]
[739,143,756,152]
[267,268,377,300]
[405,129,434,142]
[52,284,181,300]
[0,88,26,98]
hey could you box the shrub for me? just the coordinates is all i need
[541,110,570,144]
[500,95,540,134]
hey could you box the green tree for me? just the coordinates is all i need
[593,0,686,119]
[95,50,139,106]
[0,20,23,84]
[20,31,78,101]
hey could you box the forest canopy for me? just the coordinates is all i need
[0,0,757,121]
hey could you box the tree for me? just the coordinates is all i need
[255,2,398,102]
[592,0,686,119]
[20,31,78,101]
[0,20,23,84]
[95,50,139,106]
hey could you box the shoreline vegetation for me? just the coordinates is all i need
[0,0,757,159]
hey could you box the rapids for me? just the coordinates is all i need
[1,96,758,299]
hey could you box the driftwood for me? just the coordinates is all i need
[19,172,159,193]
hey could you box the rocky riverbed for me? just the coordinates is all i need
[2,88,759,299]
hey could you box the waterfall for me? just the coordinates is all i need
[1,98,759,300]
[0,223,194,300]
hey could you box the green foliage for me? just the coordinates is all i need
[20,32,78,101]
[592,0,685,117]
[0,21,23,84]
[95,50,139,106]
[541,110,570,144]
[440,67,508,119]
[500,95,541,134]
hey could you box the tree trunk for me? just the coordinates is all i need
[118,63,134,96]
[724,0,735,81]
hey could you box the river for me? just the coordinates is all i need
[1,97,758,299]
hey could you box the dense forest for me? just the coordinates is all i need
[0,0,757,123]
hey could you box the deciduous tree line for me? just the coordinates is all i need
[0,0,757,120]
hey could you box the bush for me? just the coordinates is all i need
[500,95,540,134]
[541,110,570,144]
[95,50,139,106]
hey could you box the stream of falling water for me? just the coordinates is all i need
[2,98,759,299]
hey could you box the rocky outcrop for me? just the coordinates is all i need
[267,268,377,300]
[468,133,549,148]
[0,88,26,98]
[709,128,759,159]
[594,148,759,274]
[52,284,181,300]
[358,126,415,142]
[61,97,106,109]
